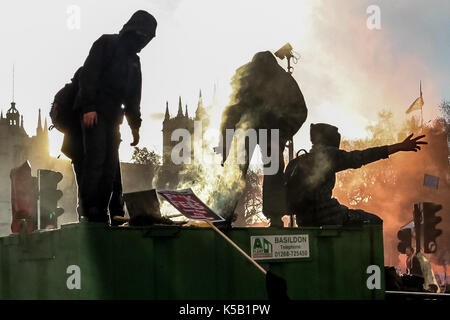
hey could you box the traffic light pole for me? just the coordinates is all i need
[37,169,64,230]
[413,203,422,252]
[37,170,41,230]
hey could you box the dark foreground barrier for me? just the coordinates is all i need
[0,222,384,299]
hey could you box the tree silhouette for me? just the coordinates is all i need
[131,147,161,167]
[233,169,266,226]
[333,106,450,271]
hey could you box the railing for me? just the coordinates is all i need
[386,290,450,300]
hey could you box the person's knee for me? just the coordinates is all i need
[347,210,383,225]
[367,213,383,225]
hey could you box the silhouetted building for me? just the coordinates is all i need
[157,90,211,189]
[0,101,73,235]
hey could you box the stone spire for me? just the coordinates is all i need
[164,101,170,121]
[185,104,189,118]
[44,118,48,135]
[12,64,15,103]
[195,89,206,120]
[21,115,23,127]
[177,96,183,117]
[198,90,203,109]
[37,108,42,133]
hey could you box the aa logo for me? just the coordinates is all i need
[366,265,381,290]
[253,237,273,258]
[66,265,81,290]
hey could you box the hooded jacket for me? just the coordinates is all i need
[73,10,157,129]
[289,142,389,225]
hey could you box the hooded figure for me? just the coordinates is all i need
[310,123,341,148]
[69,10,157,223]
[287,123,386,226]
[287,123,426,226]
[219,51,308,227]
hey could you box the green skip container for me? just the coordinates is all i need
[0,222,385,299]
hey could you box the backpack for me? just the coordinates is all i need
[49,67,82,134]
[284,149,316,212]
[50,36,121,134]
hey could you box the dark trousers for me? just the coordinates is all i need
[73,158,125,219]
[75,116,124,221]
[262,137,288,227]
[298,209,383,227]
[346,209,383,225]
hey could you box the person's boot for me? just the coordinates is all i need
[108,193,126,227]
[108,206,126,227]
[269,216,284,228]
[109,215,127,227]
[84,207,108,223]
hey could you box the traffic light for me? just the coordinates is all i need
[422,202,443,253]
[397,228,412,254]
[10,161,38,233]
[38,169,64,230]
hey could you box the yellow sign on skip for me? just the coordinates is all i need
[250,235,310,260]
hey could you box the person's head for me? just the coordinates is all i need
[119,10,157,53]
[405,246,414,256]
[310,123,341,148]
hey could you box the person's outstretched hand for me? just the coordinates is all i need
[130,128,140,146]
[398,133,427,152]
[388,133,427,154]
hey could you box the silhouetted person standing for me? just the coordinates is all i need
[405,246,423,277]
[401,246,425,291]
[285,123,427,226]
[72,10,157,222]
[218,51,307,227]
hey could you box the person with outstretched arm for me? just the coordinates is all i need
[285,123,427,226]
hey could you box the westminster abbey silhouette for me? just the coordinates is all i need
[157,89,213,189]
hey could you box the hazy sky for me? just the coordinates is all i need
[0,0,448,162]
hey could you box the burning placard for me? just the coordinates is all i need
[157,189,225,222]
